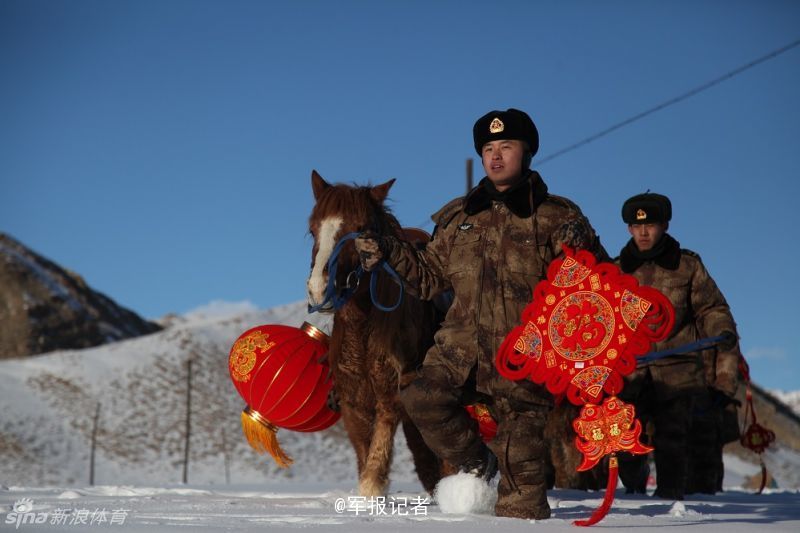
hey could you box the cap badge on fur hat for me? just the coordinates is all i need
[636,209,647,221]
[473,108,539,156]
[489,118,505,134]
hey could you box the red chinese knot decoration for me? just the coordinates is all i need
[496,246,674,405]
[573,396,653,472]
[228,322,339,467]
[741,422,776,455]
[738,358,776,493]
[493,246,675,526]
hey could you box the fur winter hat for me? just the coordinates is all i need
[473,108,539,156]
[622,192,672,224]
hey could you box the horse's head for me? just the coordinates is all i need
[306,170,396,312]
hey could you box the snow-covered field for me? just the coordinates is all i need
[2,482,799,532]
[1,300,798,531]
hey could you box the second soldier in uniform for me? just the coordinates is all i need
[615,192,742,500]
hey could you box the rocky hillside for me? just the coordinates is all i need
[0,233,161,359]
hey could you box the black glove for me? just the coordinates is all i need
[712,387,741,408]
[354,230,384,272]
[718,330,738,351]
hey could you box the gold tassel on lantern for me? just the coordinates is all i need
[241,407,293,468]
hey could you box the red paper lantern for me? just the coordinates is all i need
[228,322,339,467]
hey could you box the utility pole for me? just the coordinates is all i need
[89,402,100,485]
[182,358,193,484]
[222,427,231,485]
[466,158,473,194]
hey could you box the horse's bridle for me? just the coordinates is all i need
[308,232,404,314]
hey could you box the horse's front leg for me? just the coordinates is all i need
[334,319,375,484]
[358,353,401,497]
[339,396,375,479]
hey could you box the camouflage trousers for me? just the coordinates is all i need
[619,369,695,500]
[399,364,552,519]
[686,389,740,494]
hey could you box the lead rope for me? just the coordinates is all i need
[308,232,404,313]
[637,335,726,364]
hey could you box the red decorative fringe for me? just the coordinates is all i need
[758,457,767,495]
[739,356,775,495]
[574,455,618,527]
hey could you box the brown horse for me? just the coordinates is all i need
[306,170,446,496]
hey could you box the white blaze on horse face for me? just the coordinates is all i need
[307,216,343,306]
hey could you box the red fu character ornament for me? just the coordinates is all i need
[494,246,674,526]
[496,246,674,405]
[228,322,339,467]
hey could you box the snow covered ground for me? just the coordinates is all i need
[2,482,799,532]
[2,300,799,531]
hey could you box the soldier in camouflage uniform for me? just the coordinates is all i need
[355,109,606,519]
[615,193,742,500]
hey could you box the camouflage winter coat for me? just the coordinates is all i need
[616,236,741,399]
[384,171,606,407]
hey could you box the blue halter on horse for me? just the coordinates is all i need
[308,232,404,314]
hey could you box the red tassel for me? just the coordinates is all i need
[574,455,618,527]
[758,457,767,495]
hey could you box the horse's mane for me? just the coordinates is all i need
[312,183,403,237]
[312,181,432,361]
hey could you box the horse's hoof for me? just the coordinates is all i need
[358,478,387,498]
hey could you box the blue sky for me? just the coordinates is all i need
[1,1,799,391]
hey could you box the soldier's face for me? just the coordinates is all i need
[481,139,527,191]
[628,223,668,251]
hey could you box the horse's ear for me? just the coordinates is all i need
[311,170,330,200]
[370,178,395,204]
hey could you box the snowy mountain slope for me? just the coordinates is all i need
[772,389,800,418]
[1,300,798,495]
[0,301,413,488]
[1,300,800,531]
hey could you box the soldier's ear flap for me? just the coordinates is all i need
[523,152,533,169]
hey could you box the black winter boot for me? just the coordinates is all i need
[460,444,498,482]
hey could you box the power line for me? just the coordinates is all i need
[536,38,800,166]
[415,38,800,229]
